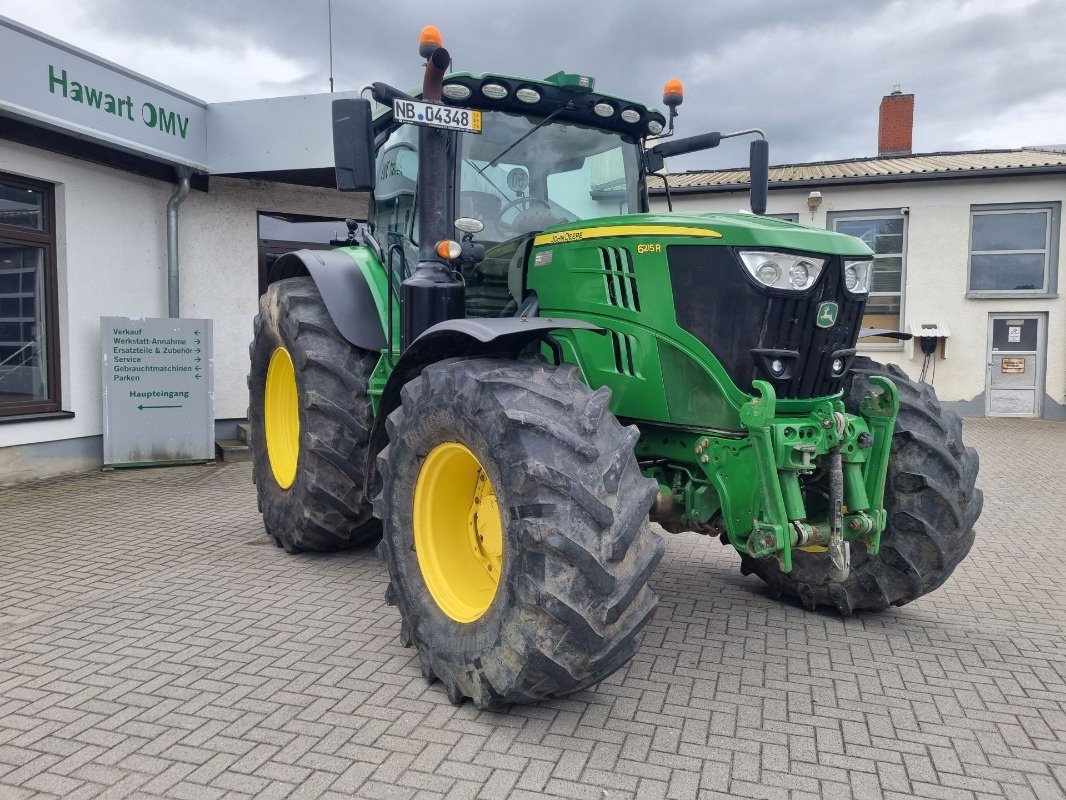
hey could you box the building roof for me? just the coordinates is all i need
[648,148,1066,194]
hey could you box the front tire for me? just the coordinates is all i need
[248,277,380,552]
[376,358,664,708]
[741,357,982,614]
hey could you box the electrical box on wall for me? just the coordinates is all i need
[908,322,950,359]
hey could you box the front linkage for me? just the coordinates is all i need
[643,378,899,578]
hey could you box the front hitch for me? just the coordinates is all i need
[740,381,794,572]
[737,377,899,577]
[858,376,901,555]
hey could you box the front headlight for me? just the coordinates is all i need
[843,258,872,293]
[739,250,827,291]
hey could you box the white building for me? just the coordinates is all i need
[652,90,1065,422]
[0,17,367,483]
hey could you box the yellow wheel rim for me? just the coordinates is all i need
[414,442,503,623]
[264,347,300,489]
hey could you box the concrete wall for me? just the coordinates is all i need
[653,174,1065,417]
[0,139,367,479]
[179,177,366,420]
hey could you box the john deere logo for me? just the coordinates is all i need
[816,302,839,328]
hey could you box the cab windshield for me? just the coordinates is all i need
[458,110,641,247]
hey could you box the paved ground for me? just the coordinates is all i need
[1,418,1064,800]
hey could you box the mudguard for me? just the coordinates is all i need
[269,249,387,352]
[363,316,603,497]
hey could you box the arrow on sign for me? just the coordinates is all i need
[194,329,200,335]
[138,404,182,410]
[195,356,201,362]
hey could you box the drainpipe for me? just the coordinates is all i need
[166,167,192,318]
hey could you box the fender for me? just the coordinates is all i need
[269,249,387,352]
[362,316,603,497]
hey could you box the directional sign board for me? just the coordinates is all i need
[101,316,214,467]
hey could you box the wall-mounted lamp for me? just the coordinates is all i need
[807,191,823,211]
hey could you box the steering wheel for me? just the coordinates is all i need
[494,196,553,236]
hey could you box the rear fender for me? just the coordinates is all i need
[268,248,388,352]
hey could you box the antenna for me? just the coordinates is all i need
[328,0,335,92]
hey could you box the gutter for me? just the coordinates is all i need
[166,167,192,318]
[648,164,1066,196]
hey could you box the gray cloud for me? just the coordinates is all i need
[8,0,1065,169]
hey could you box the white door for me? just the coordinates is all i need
[986,314,1046,418]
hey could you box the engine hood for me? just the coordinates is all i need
[533,212,873,257]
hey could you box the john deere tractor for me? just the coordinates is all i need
[248,27,981,708]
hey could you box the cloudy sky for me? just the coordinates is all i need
[3,0,1064,170]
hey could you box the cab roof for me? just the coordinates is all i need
[388,70,666,140]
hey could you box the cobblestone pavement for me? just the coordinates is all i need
[1,418,1064,800]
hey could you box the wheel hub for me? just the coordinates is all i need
[264,347,300,489]
[414,442,503,623]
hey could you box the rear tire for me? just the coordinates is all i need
[376,358,664,708]
[248,277,380,552]
[741,357,982,614]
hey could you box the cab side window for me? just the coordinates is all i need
[372,126,419,266]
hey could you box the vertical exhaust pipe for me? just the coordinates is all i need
[422,45,448,101]
[402,45,465,349]
[416,46,453,261]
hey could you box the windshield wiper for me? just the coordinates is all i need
[487,104,570,168]
[463,158,511,202]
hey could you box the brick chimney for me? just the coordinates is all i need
[878,85,914,156]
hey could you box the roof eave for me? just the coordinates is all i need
[649,164,1066,195]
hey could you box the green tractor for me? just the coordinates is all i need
[248,27,981,708]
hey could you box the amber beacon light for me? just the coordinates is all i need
[662,78,684,108]
[419,25,444,57]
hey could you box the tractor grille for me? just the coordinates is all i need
[667,245,866,400]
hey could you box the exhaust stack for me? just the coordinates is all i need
[402,37,465,348]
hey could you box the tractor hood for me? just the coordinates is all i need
[532,213,873,257]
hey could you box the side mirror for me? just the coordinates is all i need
[332,98,375,192]
[749,138,769,215]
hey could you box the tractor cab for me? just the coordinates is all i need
[369,71,654,318]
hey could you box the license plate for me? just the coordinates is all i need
[393,99,482,134]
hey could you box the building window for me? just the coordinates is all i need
[968,203,1060,296]
[257,212,351,296]
[768,212,800,223]
[830,210,906,345]
[0,173,60,416]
